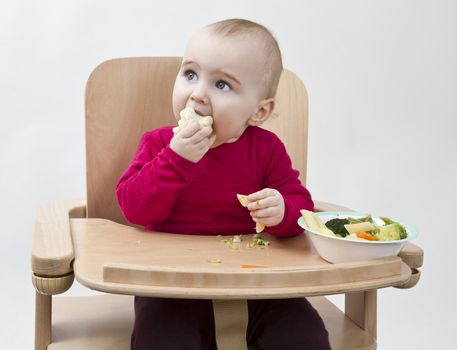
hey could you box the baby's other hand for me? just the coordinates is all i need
[170,121,216,163]
[247,188,285,227]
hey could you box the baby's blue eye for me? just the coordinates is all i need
[215,80,231,91]
[184,70,198,81]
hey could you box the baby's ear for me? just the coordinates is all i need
[248,99,275,126]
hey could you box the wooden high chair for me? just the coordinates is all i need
[31,57,423,350]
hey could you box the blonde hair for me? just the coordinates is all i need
[205,19,283,99]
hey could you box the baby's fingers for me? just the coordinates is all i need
[179,121,201,138]
[247,191,278,211]
[247,188,273,202]
[252,216,276,227]
[251,206,281,219]
[191,126,213,143]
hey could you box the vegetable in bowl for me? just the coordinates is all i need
[301,210,409,242]
[324,218,350,237]
[298,211,418,263]
[376,217,408,240]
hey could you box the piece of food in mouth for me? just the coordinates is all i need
[172,107,213,134]
[236,194,265,233]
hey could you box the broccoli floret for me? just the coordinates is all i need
[325,218,350,237]
[375,223,407,241]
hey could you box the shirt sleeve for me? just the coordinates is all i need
[261,137,314,238]
[115,130,197,226]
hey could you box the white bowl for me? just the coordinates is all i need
[297,211,419,263]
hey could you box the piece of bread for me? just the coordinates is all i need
[172,107,213,134]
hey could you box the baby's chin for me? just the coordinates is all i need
[210,138,223,148]
[210,135,240,148]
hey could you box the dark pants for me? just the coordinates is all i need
[131,296,331,350]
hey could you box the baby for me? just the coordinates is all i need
[116,18,330,350]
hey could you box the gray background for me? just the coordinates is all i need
[1,0,456,348]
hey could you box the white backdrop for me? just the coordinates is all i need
[1,0,456,348]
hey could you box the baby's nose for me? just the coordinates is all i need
[190,84,209,104]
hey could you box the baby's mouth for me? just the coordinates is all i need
[187,106,211,117]
[194,108,209,117]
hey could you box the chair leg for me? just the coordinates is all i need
[32,272,74,349]
[345,290,377,340]
[35,292,52,350]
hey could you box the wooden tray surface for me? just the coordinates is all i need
[71,218,411,299]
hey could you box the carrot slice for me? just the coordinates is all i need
[356,231,378,241]
[240,265,268,268]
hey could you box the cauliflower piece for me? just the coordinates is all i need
[173,107,213,134]
[375,223,406,241]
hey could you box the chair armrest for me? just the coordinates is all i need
[398,242,423,269]
[314,200,354,212]
[32,199,86,277]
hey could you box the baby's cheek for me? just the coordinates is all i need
[211,118,221,134]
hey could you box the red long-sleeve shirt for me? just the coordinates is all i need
[116,125,313,237]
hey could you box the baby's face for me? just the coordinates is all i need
[172,29,268,147]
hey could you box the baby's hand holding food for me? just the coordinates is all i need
[170,121,215,163]
[247,188,285,228]
[170,107,215,163]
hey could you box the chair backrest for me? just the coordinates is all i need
[85,57,309,224]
